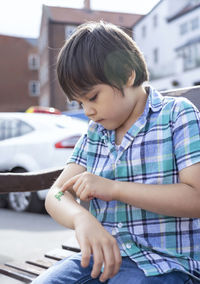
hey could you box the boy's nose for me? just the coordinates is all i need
[83,105,96,117]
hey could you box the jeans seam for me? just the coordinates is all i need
[76,275,97,284]
[184,277,193,284]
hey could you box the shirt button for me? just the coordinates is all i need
[126,243,132,249]
[111,228,117,235]
[118,223,123,228]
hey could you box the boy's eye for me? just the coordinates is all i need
[89,94,98,102]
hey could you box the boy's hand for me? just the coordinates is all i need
[74,212,122,282]
[61,172,118,201]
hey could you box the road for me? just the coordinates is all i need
[0,208,75,284]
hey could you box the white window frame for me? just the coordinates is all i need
[180,22,188,35]
[142,25,146,38]
[191,17,199,30]
[65,25,77,39]
[153,48,159,64]
[29,81,40,96]
[28,54,40,70]
[153,14,158,28]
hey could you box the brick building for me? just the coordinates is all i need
[38,0,142,111]
[0,35,39,112]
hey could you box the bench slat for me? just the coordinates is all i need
[62,243,80,252]
[26,257,57,269]
[45,248,77,261]
[0,264,35,283]
[62,238,80,252]
[5,262,46,276]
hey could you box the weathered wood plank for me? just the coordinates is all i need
[5,262,46,276]
[26,257,57,269]
[62,237,80,252]
[45,248,77,261]
[0,167,63,194]
[0,264,35,283]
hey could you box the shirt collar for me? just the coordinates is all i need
[147,85,164,112]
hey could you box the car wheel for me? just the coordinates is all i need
[8,191,32,212]
[8,167,45,213]
[0,194,8,208]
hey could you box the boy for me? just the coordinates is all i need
[32,21,200,283]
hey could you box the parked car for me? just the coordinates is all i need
[0,112,88,213]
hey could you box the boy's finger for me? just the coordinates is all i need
[99,246,115,282]
[110,244,122,277]
[61,174,80,192]
[81,246,91,268]
[91,246,103,279]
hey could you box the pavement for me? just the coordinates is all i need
[0,208,75,284]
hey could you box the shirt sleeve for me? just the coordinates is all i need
[66,133,87,168]
[172,98,200,171]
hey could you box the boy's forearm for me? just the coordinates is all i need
[114,181,200,218]
[45,186,90,229]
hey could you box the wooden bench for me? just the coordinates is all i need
[0,85,199,282]
[0,234,80,283]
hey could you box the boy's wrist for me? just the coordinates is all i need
[73,210,91,229]
[112,180,121,201]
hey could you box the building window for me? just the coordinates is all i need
[191,17,199,30]
[65,25,77,39]
[28,54,40,70]
[153,15,158,28]
[142,25,146,38]
[191,0,200,5]
[153,48,159,64]
[184,44,199,70]
[180,22,188,35]
[29,81,40,96]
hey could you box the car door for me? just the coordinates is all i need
[0,118,33,171]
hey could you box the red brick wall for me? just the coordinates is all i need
[0,35,39,112]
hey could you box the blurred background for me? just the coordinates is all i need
[0,0,199,114]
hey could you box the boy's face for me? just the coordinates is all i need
[75,84,145,131]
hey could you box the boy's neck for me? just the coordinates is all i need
[115,85,148,145]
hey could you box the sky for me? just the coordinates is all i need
[0,0,160,38]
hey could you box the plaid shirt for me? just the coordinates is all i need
[68,86,200,280]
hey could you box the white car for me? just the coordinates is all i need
[0,112,88,212]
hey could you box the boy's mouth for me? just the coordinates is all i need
[95,119,104,123]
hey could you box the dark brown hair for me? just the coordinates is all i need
[57,21,149,100]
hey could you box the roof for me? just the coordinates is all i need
[132,0,163,27]
[43,5,142,28]
[0,34,37,47]
[167,2,200,22]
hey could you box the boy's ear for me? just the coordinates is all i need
[126,71,136,87]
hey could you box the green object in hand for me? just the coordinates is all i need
[55,191,64,201]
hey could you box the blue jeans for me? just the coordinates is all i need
[32,253,199,284]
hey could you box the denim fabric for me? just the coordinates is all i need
[31,253,199,284]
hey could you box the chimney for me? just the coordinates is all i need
[84,0,91,10]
